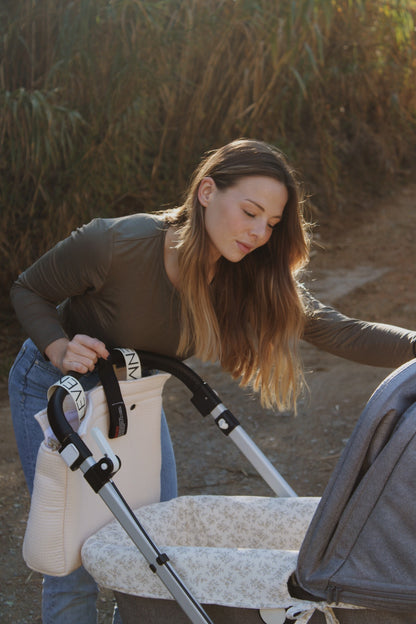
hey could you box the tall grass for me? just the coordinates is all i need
[1,0,415,296]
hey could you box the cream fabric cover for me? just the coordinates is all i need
[23,372,170,576]
[82,495,319,608]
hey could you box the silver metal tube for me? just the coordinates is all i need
[98,483,214,624]
[229,426,297,497]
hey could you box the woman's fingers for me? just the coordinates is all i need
[63,335,109,373]
[45,336,110,373]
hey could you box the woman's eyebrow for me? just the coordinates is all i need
[245,198,264,211]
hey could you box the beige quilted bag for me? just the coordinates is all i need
[23,353,170,577]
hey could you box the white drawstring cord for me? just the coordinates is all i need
[286,602,341,624]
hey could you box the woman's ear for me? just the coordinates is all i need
[198,177,216,207]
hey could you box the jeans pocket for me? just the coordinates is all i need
[28,359,62,400]
[9,340,61,404]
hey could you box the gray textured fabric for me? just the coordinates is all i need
[296,359,416,612]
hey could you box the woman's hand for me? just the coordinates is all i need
[45,335,110,374]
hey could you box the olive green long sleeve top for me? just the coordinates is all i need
[10,213,416,366]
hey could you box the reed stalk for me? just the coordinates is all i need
[1,0,415,294]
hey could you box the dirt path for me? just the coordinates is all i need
[1,182,415,623]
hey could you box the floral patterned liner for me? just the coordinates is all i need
[82,494,361,618]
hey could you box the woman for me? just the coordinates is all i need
[9,139,416,623]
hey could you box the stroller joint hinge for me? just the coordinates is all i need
[59,434,92,471]
[214,410,239,436]
[84,457,116,492]
[149,552,170,573]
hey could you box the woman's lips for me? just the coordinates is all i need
[237,241,253,254]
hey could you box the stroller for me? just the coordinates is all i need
[44,349,416,624]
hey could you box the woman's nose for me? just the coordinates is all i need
[250,219,269,242]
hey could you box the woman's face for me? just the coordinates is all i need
[199,175,288,265]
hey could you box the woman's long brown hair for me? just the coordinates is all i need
[165,139,310,410]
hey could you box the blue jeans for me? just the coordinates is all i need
[8,339,177,624]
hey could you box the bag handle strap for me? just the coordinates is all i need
[98,348,144,438]
[96,358,128,439]
[47,376,87,421]
[48,349,142,440]
[112,347,142,379]
[99,348,142,438]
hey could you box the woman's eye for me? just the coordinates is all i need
[243,209,255,218]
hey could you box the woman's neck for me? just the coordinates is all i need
[164,225,218,287]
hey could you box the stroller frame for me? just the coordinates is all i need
[47,349,296,624]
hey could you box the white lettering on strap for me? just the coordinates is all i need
[47,376,87,421]
[114,348,142,380]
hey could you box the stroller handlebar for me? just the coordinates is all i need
[47,375,95,470]
[130,350,223,417]
[47,350,224,446]
[46,348,295,497]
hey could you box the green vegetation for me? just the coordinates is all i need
[1,0,415,296]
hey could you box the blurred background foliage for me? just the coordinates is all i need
[1,0,415,297]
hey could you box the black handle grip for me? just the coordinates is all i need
[111,349,223,416]
[47,371,84,444]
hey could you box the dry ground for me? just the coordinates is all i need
[1,180,415,622]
